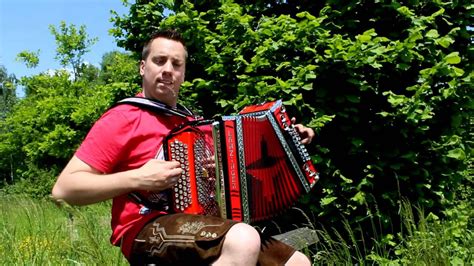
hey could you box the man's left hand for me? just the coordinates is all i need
[291,117,315,145]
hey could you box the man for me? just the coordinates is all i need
[52,29,314,265]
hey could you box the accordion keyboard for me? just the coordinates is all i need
[168,131,219,216]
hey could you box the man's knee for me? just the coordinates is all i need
[223,223,261,254]
[212,223,261,265]
[286,251,312,266]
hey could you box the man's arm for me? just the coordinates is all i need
[52,155,182,206]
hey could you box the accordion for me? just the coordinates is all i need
[163,100,319,223]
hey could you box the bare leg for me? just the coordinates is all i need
[285,251,312,266]
[211,223,261,266]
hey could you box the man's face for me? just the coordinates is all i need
[140,37,186,107]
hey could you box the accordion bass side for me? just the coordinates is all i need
[163,100,319,223]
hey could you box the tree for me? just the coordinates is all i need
[49,21,98,81]
[0,65,16,120]
[99,51,140,85]
[0,65,17,183]
[0,50,140,196]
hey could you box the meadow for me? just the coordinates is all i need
[0,196,128,265]
[1,195,472,265]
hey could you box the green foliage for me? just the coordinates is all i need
[49,21,98,80]
[0,65,17,120]
[111,0,472,252]
[99,51,141,85]
[16,50,40,69]
[0,17,140,189]
[110,0,173,53]
[367,199,474,265]
[0,48,139,193]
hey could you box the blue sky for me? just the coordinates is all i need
[0,0,129,79]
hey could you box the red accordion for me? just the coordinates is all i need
[163,100,319,223]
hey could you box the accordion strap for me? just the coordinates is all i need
[114,97,195,118]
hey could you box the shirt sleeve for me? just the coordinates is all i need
[75,108,138,173]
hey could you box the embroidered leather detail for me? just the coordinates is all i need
[146,222,195,256]
[178,221,206,235]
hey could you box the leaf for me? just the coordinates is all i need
[321,196,337,206]
[385,92,408,106]
[436,36,454,48]
[304,47,317,54]
[425,29,439,38]
[452,67,465,77]
[397,6,415,17]
[446,148,466,160]
[444,52,461,64]
[357,34,372,43]
[301,83,313,90]
[305,73,317,80]
[340,174,354,184]
[351,191,366,205]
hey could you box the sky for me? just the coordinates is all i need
[0,0,130,79]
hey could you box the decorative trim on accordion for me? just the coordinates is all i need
[266,111,311,193]
[211,121,227,220]
[235,116,250,223]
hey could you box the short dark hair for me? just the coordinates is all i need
[141,29,188,60]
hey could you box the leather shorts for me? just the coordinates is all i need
[129,213,296,265]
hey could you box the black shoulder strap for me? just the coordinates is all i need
[114,97,194,118]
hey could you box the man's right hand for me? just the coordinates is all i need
[132,159,183,191]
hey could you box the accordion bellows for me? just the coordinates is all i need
[164,100,319,223]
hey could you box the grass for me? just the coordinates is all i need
[0,195,472,265]
[0,195,127,265]
[310,199,474,265]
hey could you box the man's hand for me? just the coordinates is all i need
[291,117,315,145]
[132,159,183,191]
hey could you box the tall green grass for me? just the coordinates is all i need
[0,196,472,265]
[0,196,127,265]
[311,199,474,265]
